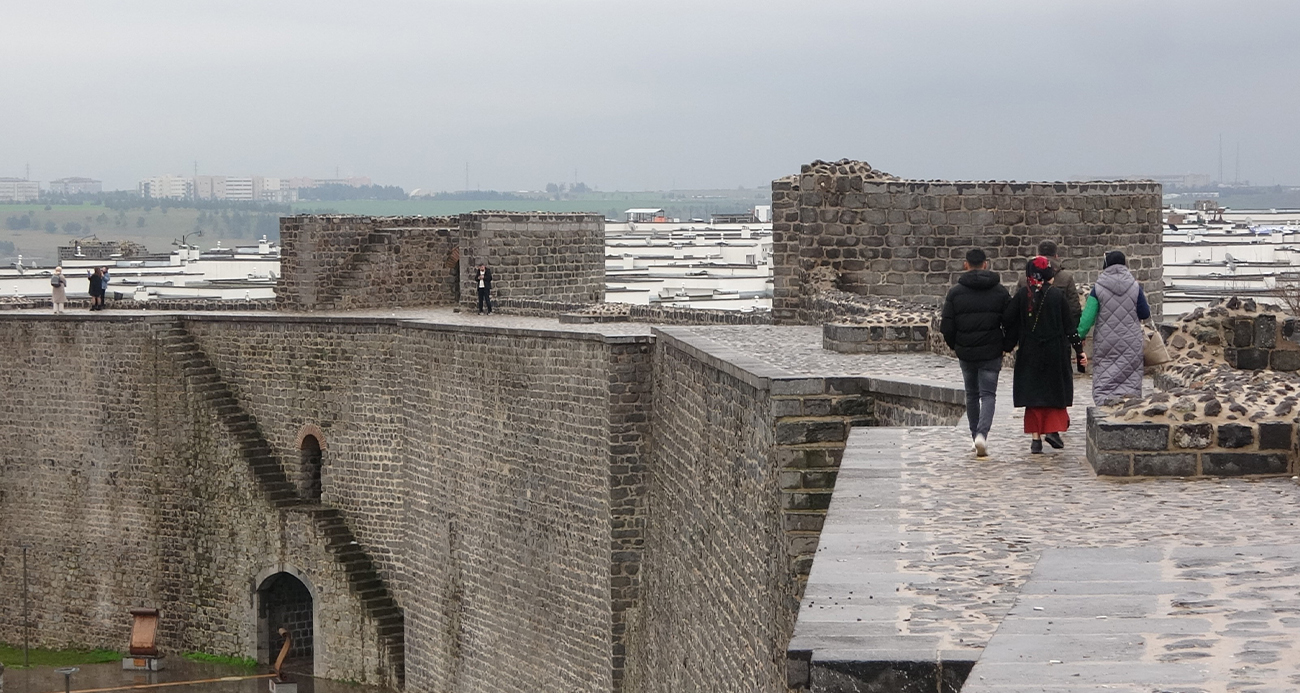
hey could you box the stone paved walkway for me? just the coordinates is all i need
[792,371,1300,691]
[963,545,1300,692]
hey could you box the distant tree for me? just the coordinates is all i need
[45,220,57,233]
[137,216,146,228]
[0,240,15,254]
[571,182,590,194]
[44,204,52,211]
[546,182,560,195]
[296,184,407,201]
[5,215,31,230]
[96,213,109,225]
[63,221,83,235]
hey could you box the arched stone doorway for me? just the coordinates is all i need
[256,572,314,670]
[300,435,323,501]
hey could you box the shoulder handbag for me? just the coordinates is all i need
[1143,320,1171,366]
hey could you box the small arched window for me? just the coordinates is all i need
[300,435,322,502]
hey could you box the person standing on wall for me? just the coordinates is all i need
[939,248,1010,458]
[1077,250,1150,405]
[88,267,104,311]
[100,266,111,309]
[50,267,67,313]
[1003,256,1078,454]
[475,263,493,315]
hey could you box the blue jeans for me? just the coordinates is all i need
[959,357,1002,438]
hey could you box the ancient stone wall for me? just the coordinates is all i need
[624,331,791,693]
[1086,300,1300,478]
[277,213,602,313]
[459,213,606,308]
[398,324,617,693]
[771,160,1164,324]
[0,316,389,684]
[279,215,451,310]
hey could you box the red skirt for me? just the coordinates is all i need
[1024,407,1070,434]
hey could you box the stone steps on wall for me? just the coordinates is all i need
[316,231,397,309]
[149,320,406,688]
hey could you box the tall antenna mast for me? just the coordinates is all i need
[1234,141,1240,184]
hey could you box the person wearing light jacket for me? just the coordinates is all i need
[1077,250,1150,405]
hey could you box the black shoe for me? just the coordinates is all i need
[1044,432,1064,449]
[1030,439,1043,454]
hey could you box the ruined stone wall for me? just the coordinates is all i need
[624,332,791,693]
[771,161,1163,324]
[459,213,606,308]
[0,316,389,684]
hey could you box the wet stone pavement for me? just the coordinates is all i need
[791,366,1300,692]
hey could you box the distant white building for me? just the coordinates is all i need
[48,177,102,195]
[194,175,295,202]
[0,178,40,202]
[625,208,666,223]
[139,175,194,199]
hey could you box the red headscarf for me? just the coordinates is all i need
[1025,256,1055,316]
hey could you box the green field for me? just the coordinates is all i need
[0,642,121,668]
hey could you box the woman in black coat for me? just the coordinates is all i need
[1003,256,1078,453]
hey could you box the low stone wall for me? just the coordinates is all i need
[822,322,930,353]
[1086,298,1300,478]
[1086,407,1293,477]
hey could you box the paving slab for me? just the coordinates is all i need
[964,545,1300,691]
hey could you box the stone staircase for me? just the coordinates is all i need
[151,319,405,686]
[316,231,395,310]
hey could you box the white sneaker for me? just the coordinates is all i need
[973,434,988,457]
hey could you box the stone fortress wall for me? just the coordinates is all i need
[0,313,962,693]
[276,212,604,313]
[770,159,1164,324]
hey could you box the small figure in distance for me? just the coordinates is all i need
[100,266,111,309]
[50,266,68,313]
[88,267,104,311]
[1003,256,1078,454]
[475,263,493,315]
[940,248,1010,458]
[1077,250,1151,405]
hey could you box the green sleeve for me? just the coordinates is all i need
[1077,294,1099,338]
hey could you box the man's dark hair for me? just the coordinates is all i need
[965,248,987,266]
[1037,240,1058,257]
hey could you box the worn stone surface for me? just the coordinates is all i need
[963,546,1300,692]
[792,378,1300,692]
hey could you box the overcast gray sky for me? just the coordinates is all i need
[2,0,1297,192]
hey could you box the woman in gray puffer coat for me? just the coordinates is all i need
[1077,250,1151,405]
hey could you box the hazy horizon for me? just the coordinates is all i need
[3,0,1298,192]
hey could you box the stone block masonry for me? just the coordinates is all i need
[770,159,1163,324]
[1,311,965,693]
[459,212,606,309]
[276,212,605,312]
[1085,407,1294,477]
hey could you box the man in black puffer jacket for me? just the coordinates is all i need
[940,248,1010,457]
